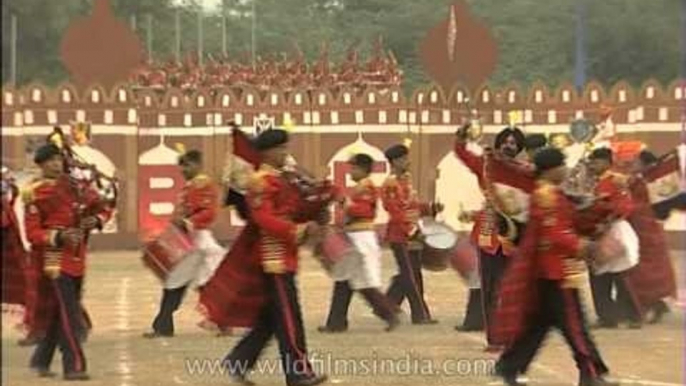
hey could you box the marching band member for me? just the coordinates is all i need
[585,148,641,329]
[493,147,617,386]
[624,150,677,324]
[24,144,112,380]
[454,133,543,333]
[318,153,400,333]
[0,166,45,348]
[381,144,442,325]
[223,129,327,386]
[453,126,527,346]
[1,166,27,310]
[143,149,226,338]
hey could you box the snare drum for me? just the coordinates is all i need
[315,229,362,272]
[141,225,194,281]
[419,218,457,272]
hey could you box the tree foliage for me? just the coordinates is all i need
[1,0,682,90]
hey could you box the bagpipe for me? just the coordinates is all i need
[455,122,534,246]
[223,121,340,223]
[46,126,119,236]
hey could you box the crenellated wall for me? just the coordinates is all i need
[2,81,684,249]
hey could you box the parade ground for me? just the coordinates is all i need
[2,250,684,386]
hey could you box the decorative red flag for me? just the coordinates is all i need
[232,127,260,167]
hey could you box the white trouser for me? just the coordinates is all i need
[164,229,227,289]
[330,230,383,290]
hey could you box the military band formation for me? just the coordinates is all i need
[1,119,683,386]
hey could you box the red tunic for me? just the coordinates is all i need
[198,164,313,328]
[177,174,219,231]
[532,182,583,280]
[625,177,677,312]
[594,171,635,219]
[24,176,112,277]
[345,177,377,231]
[453,142,534,255]
[21,176,111,337]
[492,181,587,347]
[575,171,636,236]
[1,191,27,306]
[380,173,431,243]
[249,165,306,274]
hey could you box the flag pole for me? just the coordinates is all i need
[146,14,153,62]
[198,8,204,66]
[251,0,257,69]
[221,1,227,55]
[574,0,587,93]
[175,9,181,62]
[10,14,17,86]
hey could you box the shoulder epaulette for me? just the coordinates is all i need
[382,175,398,188]
[361,178,376,188]
[248,170,270,193]
[191,174,212,188]
[21,178,51,204]
[534,182,557,209]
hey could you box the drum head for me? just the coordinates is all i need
[425,232,457,249]
[420,219,457,249]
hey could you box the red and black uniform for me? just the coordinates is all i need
[586,171,640,326]
[453,142,520,340]
[344,177,378,232]
[223,164,321,385]
[149,174,219,336]
[320,178,398,332]
[177,174,219,231]
[381,173,434,324]
[624,176,676,320]
[493,181,609,383]
[20,180,54,345]
[24,175,111,375]
[2,183,26,307]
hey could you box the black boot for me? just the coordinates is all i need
[359,288,401,331]
[456,288,484,331]
[287,374,328,386]
[649,301,669,324]
[579,374,619,386]
[494,362,526,386]
[145,286,188,337]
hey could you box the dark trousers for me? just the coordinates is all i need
[30,274,87,374]
[224,273,317,384]
[590,272,641,324]
[323,280,398,329]
[497,280,609,379]
[386,243,432,323]
[152,285,189,335]
[459,288,484,330]
[479,248,508,342]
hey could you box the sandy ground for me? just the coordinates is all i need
[2,249,684,386]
